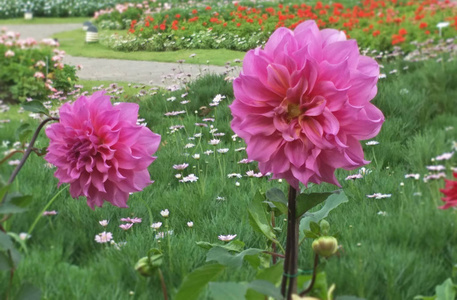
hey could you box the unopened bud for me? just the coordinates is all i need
[135,257,154,277]
[312,236,338,258]
[320,220,330,235]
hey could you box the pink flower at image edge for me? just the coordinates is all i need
[439,172,457,209]
[45,91,161,209]
[230,20,384,189]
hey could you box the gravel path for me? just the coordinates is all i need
[4,24,235,87]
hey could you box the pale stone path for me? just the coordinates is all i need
[4,24,234,87]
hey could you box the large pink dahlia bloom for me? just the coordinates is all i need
[45,91,161,209]
[230,20,384,189]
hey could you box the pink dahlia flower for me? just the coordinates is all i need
[230,20,384,189]
[45,91,161,209]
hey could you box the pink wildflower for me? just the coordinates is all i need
[4,50,14,57]
[230,20,384,189]
[44,91,161,209]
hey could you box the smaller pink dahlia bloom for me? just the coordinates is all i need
[230,20,384,189]
[45,91,161,209]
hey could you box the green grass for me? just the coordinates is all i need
[1,57,457,300]
[0,17,89,25]
[53,29,246,66]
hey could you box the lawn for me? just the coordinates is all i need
[53,29,246,66]
[1,52,457,299]
[0,17,88,25]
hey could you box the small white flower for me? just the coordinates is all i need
[435,152,454,161]
[217,148,229,153]
[99,220,109,227]
[187,221,194,228]
[95,232,113,243]
[192,154,200,159]
[218,234,237,242]
[426,165,446,171]
[175,174,182,179]
[377,211,388,216]
[405,174,420,180]
[184,143,195,149]
[151,222,162,229]
[209,139,220,145]
[345,174,363,180]
[227,173,242,178]
[365,141,379,146]
[160,209,170,218]
[19,233,31,241]
[235,182,240,186]
[366,193,392,199]
[204,150,214,155]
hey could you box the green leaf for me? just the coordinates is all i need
[300,191,349,232]
[196,240,245,252]
[0,231,13,250]
[209,282,248,300]
[304,230,320,239]
[436,278,456,300]
[206,247,263,269]
[175,263,226,300]
[0,203,27,214]
[10,194,33,208]
[21,100,49,116]
[247,280,283,300]
[335,297,367,300]
[256,261,284,283]
[310,221,320,235]
[248,191,277,243]
[265,188,288,215]
[16,123,33,144]
[0,185,10,201]
[0,251,11,270]
[296,192,333,218]
[16,282,41,300]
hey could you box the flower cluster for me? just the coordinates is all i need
[103,0,457,53]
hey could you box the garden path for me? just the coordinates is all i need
[5,24,233,87]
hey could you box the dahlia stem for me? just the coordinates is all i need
[1,117,58,205]
[299,254,319,296]
[157,268,168,300]
[281,185,298,299]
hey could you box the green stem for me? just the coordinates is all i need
[28,185,69,235]
[1,117,58,205]
[165,219,172,273]
[139,197,153,226]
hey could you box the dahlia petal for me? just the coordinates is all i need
[116,102,139,125]
[264,27,294,58]
[239,116,277,136]
[246,134,282,162]
[243,48,271,83]
[318,60,351,88]
[347,70,378,105]
[312,81,349,112]
[267,63,291,95]
[285,140,307,168]
[323,40,359,69]
[320,28,347,47]
[357,55,379,77]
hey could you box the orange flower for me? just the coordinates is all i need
[372,30,380,37]
[398,28,407,35]
[205,6,211,10]
[419,22,428,28]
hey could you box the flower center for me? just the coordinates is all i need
[69,139,92,161]
[286,103,303,121]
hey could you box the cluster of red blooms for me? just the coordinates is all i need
[127,0,457,48]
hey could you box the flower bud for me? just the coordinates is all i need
[320,220,330,235]
[312,236,338,258]
[135,257,154,277]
